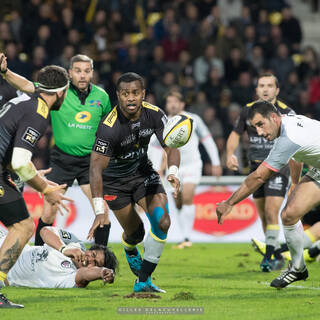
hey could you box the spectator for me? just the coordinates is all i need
[200,67,224,106]
[231,71,255,106]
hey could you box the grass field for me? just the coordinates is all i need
[1,243,319,320]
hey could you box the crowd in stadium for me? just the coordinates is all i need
[0,0,318,173]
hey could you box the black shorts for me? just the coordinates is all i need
[46,146,90,187]
[0,170,29,226]
[250,163,289,199]
[103,168,166,211]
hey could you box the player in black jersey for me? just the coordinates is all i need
[0,64,72,308]
[89,72,180,293]
[226,73,294,272]
[0,77,22,109]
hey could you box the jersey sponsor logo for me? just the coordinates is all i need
[61,230,72,239]
[89,100,101,107]
[142,101,159,112]
[61,260,72,268]
[22,127,40,146]
[103,107,117,127]
[36,98,49,119]
[0,186,4,197]
[104,194,117,201]
[75,111,91,123]
[94,138,110,155]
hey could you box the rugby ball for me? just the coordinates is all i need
[163,114,193,148]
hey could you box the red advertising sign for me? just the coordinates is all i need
[194,190,258,236]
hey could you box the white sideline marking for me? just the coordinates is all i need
[260,281,320,290]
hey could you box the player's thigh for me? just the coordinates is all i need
[283,175,320,222]
[112,203,143,235]
[181,183,196,205]
[264,196,284,223]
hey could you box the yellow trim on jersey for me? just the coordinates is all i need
[142,101,159,112]
[150,230,167,243]
[277,100,288,109]
[266,224,280,231]
[103,106,117,127]
[246,100,259,107]
[305,229,316,243]
[36,98,49,119]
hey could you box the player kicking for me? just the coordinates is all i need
[149,91,222,248]
[0,226,116,288]
[89,72,180,293]
[216,100,320,288]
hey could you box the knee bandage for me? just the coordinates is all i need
[146,203,169,241]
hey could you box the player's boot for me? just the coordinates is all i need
[173,239,192,249]
[133,277,166,293]
[0,294,24,308]
[125,248,142,277]
[303,249,316,263]
[260,257,272,272]
[270,266,308,289]
[270,257,285,270]
[251,238,266,256]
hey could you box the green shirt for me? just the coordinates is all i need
[50,84,111,156]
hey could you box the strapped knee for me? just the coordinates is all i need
[146,203,170,241]
[122,222,145,246]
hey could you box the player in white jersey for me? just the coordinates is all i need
[216,100,320,288]
[149,91,222,248]
[0,226,117,289]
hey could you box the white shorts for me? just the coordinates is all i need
[179,162,203,185]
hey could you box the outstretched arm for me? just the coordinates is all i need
[226,131,241,171]
[0,53,35,93]
[75,267,114,287]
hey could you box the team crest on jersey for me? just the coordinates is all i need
[89,100,101,107]
[36,98,49,119]
[61,230,72,239]
[22,127,40,146]
[0,186,4,197]
[94,139,110,155]
[61,260,72,268]
[75,111,91,123]
[103,107,117,127]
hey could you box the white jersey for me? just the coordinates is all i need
[264,114,320,171]
[0,227,82,288]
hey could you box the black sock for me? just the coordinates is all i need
[274,249,283,260]
[125,247,138,256]
[139,260,157,282]
[308,246,320,258]
[94,223,111,246]
[280,243,289,252]
[265,245,275,260]
[35,218,53,246]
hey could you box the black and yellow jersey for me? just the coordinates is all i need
[93,102,168,178]
[233,100,294,162]
[0,93,50,170]
[0,77,22,109]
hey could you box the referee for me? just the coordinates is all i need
[0,53,112,246]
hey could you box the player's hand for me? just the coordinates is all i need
[0,53,7,73]
[216,200,233,225]
[101,268,114,284]
[167,174,180,198]
[227,154,239,171]
[87,214,106,240]
[44,184,73,215]
[212,165,222,177]
[63,247,85,263]
[38,168,58,187]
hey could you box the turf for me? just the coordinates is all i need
[1,243,320,319]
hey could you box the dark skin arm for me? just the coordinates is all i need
[75,267,114,287]
[216,164,274,224]
[87,151,110,240]
[164,146,180,198]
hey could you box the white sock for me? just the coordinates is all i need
[283,220,305,271]
[180,204,195,241]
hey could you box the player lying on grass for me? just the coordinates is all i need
[0,226,117,288]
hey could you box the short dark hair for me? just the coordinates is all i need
[37,65,69,95]
[247,100,281,120]
[70,54,93,69]
[88,244,119,274]
[116,72,145,91]
[257,73,279,88]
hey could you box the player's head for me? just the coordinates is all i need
[116,72,145,118]
[37,65,69,110]
[79,244,118,272]
[165,91,185,116]
[248,100,281,141]
[256,73,279,103]
[69,54,93,91]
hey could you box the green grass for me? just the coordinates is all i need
[1,243,320,320]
